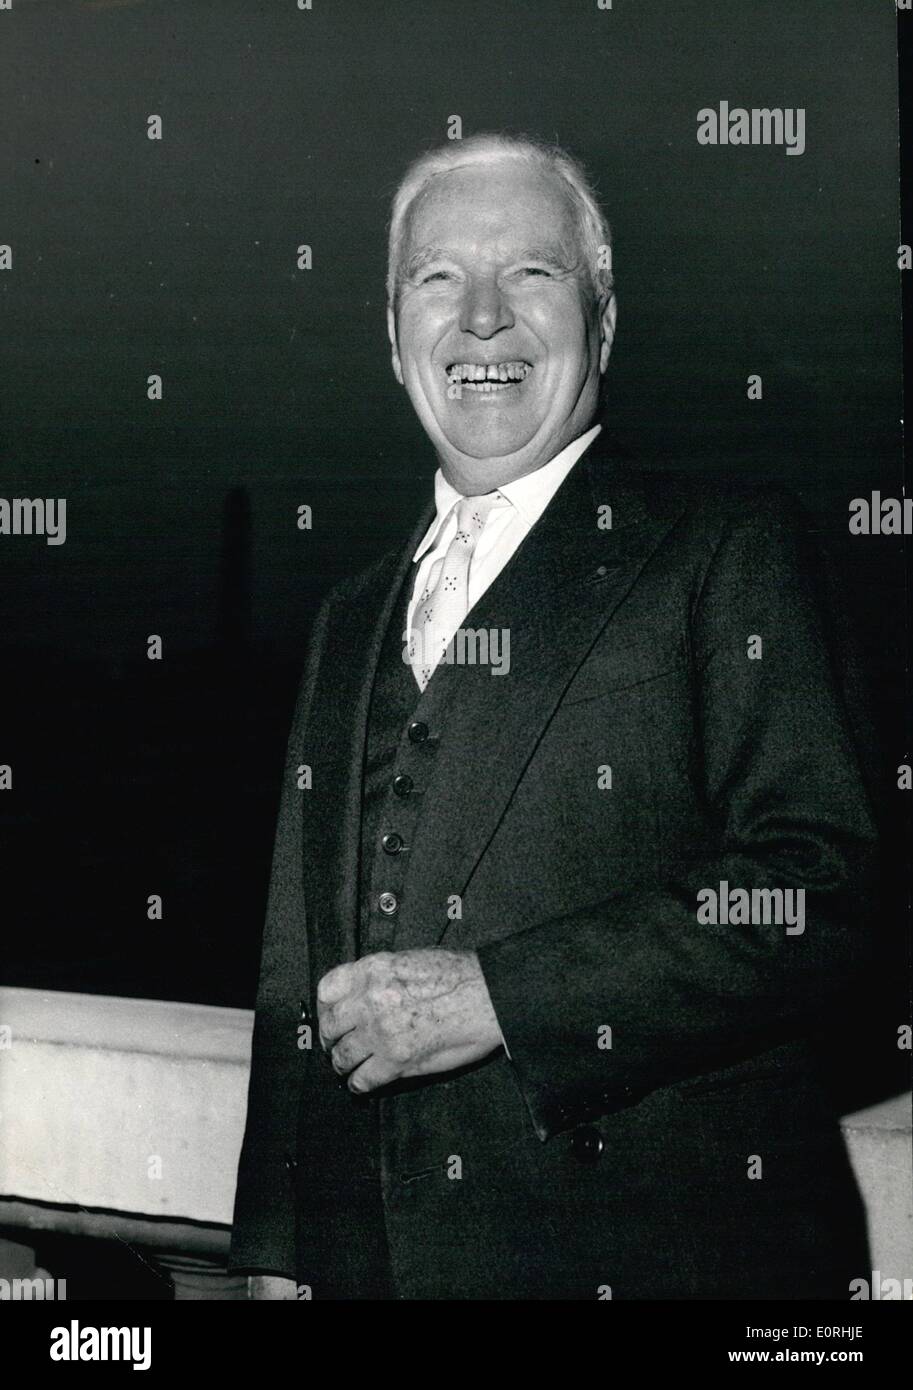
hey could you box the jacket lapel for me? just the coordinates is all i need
[393,440,684,950]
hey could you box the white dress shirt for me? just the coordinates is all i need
[406,423,602,640]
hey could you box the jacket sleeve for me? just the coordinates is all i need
[476,492,878,1140]
[228,597,333,1276]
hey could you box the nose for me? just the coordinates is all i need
[458,273,514,339]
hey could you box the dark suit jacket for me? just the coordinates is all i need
[230,430,876,1299]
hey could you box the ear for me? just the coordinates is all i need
[598,289,617,375]
[387,302,404,385]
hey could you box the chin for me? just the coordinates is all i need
[434,413,539,462]
[453,436,534,462]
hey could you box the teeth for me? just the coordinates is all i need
[446,361,532,383]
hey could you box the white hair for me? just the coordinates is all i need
[386,132,613,308]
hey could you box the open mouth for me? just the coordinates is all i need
[445,361,533,393]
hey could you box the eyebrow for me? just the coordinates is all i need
[512,246,575,271]
[403,246,450,278]
[403,244,575,279]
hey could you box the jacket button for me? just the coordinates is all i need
[378,891,398,915]
[571,1126,604,1165]
[381,832,403,855]
[407,720,429,744]
[284,1153,298,1173]
[392,774,413,797]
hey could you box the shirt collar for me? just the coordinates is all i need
[412,423,602,562]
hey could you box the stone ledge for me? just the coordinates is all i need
[0,987,910,1278]
[0,987,253,1226]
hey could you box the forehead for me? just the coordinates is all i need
[405,161,577,257]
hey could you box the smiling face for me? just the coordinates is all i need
[388,160,616,493]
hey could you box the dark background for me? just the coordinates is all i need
[0,0,906,1105]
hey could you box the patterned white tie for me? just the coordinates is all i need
[409,491,502,690]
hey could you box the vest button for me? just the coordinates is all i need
[392,774,413,797]
[378,891,399,915]
[381,832,403,855]
[407,720,429,743]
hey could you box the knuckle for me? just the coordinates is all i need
[317,972,337,1003]
[367,984,389,1010]
[365,955,389,984]
[375,1007,398,1040]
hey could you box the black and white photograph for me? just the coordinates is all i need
[0,0,910,1362]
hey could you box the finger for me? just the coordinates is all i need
[317,961,358,1007]
[347,1054,400,1095]
[331,1030,373,1076]
[318,994,363,1050]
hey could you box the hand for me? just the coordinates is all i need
[316,948,504,1094]
[248,1275,298,1300]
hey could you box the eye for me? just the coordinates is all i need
[517,266,552,278]
[421,270,455,284]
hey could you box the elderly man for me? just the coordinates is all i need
[230,133,874,1299]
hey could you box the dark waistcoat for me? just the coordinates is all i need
[358,564,466,956]
[311,563,477,1296]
